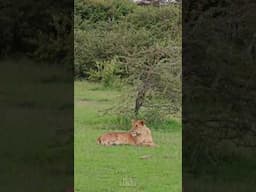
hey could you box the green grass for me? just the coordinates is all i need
[75,81,182,192]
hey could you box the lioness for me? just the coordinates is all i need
[97,120,156,147]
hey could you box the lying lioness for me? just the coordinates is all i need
[97,120,156,147]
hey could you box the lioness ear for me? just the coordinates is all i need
[140,120,145,126]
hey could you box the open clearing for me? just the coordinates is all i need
[75,81,182,192]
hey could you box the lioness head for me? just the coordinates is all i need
[130,120,146,137]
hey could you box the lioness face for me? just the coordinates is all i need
[129,120,146,137]
[129,119,156,147]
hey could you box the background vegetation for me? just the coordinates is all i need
[75,0,181,123]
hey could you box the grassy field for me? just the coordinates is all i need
[74,81,182,192]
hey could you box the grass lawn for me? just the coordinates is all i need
[75,81,182,192]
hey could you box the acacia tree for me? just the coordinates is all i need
[115,44,182,121]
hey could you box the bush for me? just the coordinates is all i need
[75,0,136,23]
[74,1,181,78]
[87,57,121,87]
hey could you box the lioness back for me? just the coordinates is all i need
[97,132,136,146]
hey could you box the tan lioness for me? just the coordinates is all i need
[131,120,157,147]
[97,120,156,147]
[96,131,136,146]
[96,120,141,146]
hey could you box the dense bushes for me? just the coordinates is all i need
[75,0,136,23]
[75,0,181,78]
[75,0,182,119]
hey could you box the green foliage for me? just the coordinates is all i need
[75,0,181,128]
[75,0,136,23]
[87,57,121,87]
[126,5,181,40]
[74,0,181,79]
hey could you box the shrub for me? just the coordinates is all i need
[75,0,136,23]
[87,57,121,87]
[74,2,181,79]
